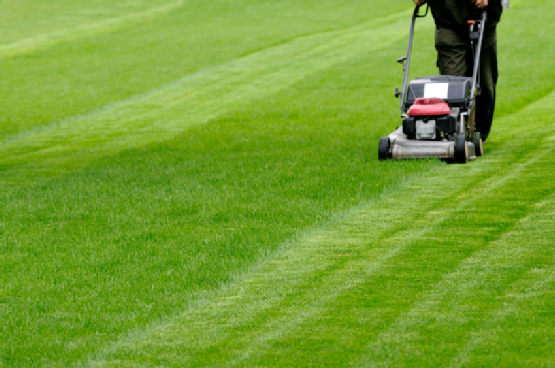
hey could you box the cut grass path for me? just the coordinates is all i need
[3,2,438,364]
[2,0,555,366]
[84,91,555,367]
[0,1,183,59]
[0,9,421,188]
[0,0,413,141]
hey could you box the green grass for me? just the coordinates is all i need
[80,92,555,367]
[1,11,426,187]
[0,0,412,141]
[2,0,555,366]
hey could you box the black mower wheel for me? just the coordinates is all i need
[378,137,391,160]
[454,134,469,163]
[472,132,484,157]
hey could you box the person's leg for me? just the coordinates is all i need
[435,26,468,76]
[475,27,498,142]
[436,25,498,141]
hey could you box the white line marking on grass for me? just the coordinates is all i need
[0,1,184,60]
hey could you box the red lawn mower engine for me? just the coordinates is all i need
[404,97,455,140]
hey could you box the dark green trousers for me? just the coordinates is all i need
[435,25,498,141]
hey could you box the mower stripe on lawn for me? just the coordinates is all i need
[450,262,555,367]
[0,1,184,60]
[4,1,555,366]
[83,91,555,367]
[354,156,555,367]
[1,9,423,189]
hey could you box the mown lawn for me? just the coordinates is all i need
[2,0,554,366]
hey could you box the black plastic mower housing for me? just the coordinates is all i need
[436,115,457,134]
[403,117,416,138]
[404,76,474,111]
[402,114,457,139]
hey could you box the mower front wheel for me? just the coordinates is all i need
[472,132,484,157]
[378,137,391,160]
[454,134,469,163]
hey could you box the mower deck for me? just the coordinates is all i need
[387,127,476,160]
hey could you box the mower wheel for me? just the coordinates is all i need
[472,132,484,157]
[454,134,468,163]
[378,137,391,160]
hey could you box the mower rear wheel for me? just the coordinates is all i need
[472,132,484,157]
[378,137,391,160]
[454,134,469,163]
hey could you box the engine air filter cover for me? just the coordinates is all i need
[407,97,451,117]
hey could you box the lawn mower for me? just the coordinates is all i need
[378,6,487,163]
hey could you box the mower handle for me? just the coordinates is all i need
[469,11,487,108]
[397,5,429,117]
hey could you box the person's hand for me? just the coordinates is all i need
[414,0,427,6]
[473,0,488,9]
